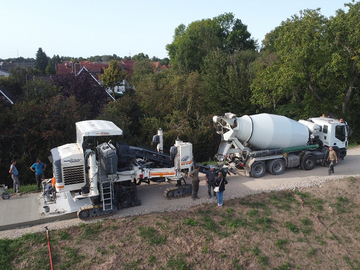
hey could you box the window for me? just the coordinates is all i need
[323,125,328,134]
[335,125,346,142]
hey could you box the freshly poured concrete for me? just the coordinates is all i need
[0,191,91,231]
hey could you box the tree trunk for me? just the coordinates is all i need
[342,74,358,114]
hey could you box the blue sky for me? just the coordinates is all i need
[0,0,350,60]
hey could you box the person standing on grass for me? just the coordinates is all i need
[9,159,20,194]
[189,165,200,200]
[205,165,216,198]
[214,171,228,206]
[30,159,46,191]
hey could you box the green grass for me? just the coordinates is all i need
[202,245,209,254]
[166,253,191,270]
[137,226,166,245]
[232,258,243,270]
[297,191,326,211]
[79,221,103,240]
[200,215,218,232]
[59,247,84,270]
[4,177,360,269]
[301,217,313,226]
[7,184,38,194]
[0,232,51,270]
[343,255,360,270]
[347,142,359,149]
[239,199,267,209]
[247,209,259,217]
[275,239,289,250]
[307,248,316,256]
[335,196,350,214]
[275,262,292,270]
[269,191,297,212]
[0,239,18,269]
[148,254,156,265]
[285,221,299,233]
[58,230,70,240]
[183,218,198,226]
[252,246,269,266]
[122,258,142,270]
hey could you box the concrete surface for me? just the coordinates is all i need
[0,191,91,231]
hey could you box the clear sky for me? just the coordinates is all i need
[0,0,350,60]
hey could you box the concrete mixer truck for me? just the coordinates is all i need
[213,113,350,178]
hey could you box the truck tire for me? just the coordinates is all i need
[251,161,266,178]
[267,159,286,175]
[321,147,330,166]
[301,155,316,170]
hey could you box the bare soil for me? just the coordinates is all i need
[10,176,360,270]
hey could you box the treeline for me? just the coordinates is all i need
[0,4,359,186]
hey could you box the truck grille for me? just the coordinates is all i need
[63,165,85,186]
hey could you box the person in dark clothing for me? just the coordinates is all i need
[205,165,216,198]
[214,171,228,206]
[189,165,200,200]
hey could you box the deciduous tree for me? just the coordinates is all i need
[100,60,127,98]
[167,13,256,74]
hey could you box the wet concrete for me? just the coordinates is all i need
[0,191,91,231]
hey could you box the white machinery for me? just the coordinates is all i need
[50,120,194,220]
[213,113,350,178]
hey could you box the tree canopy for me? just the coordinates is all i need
[99,60,127,98]
[34,47,49,74]
[166,13,256,73]
[251,3,360,121]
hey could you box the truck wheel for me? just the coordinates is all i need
[321,147,330,166]
[77,208,90,220]
[267,159,285,175]
[251,161,266,178]
[301,155,316,170]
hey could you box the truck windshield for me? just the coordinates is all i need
[335,125,346,142]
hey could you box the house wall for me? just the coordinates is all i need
[0,70,9,77]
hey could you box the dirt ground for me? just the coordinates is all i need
[19,176,359,270]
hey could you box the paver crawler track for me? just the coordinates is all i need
[77,205,115,221]
[164,184,192,199]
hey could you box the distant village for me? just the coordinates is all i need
[0,59,169,105]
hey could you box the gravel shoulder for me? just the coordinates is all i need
[2,146,360,239]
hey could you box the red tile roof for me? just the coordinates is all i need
[57,61,109,79]
[121,60,135,74]
[57,60,164,78]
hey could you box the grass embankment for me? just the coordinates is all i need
[1,177,360,269]
[5,184,38,194]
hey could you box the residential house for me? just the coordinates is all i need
[57,61,109,80]
[0,61,35,78]
[58,60,136,97]
[0,86,18,105]
[76,66,115,102]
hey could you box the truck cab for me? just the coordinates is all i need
[306,115,349,159]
